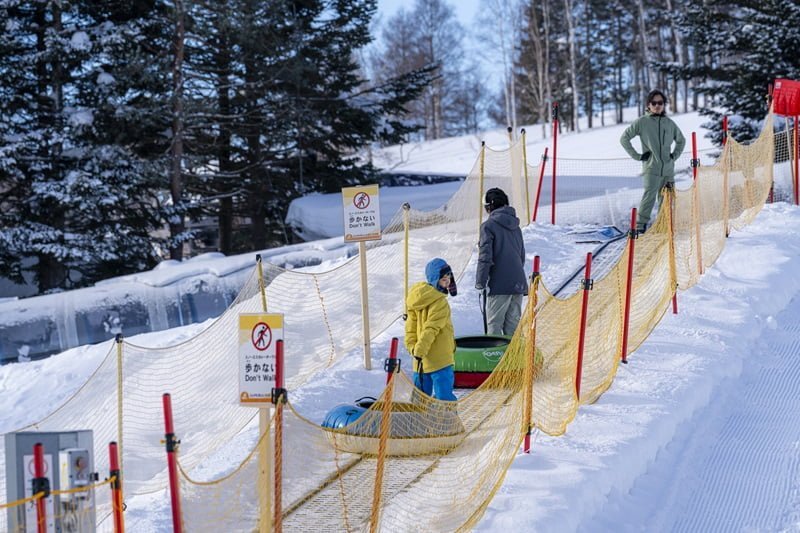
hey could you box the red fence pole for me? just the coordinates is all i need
[575,252,593,400]
[33,443,47,533]
[532,148,548,223]
[551,102,559,225]
[621,209,638,364]
[273,339,286,533]
[109,441,125,533]
[794,116,799,206]
[162,393,182,533]
[722,116,728,146]
[385,338,399,385]
[524,255,541,454]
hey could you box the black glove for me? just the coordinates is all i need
[475,283,484,290]
[640,152,651,161]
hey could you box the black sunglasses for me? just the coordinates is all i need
[649,100,665,106]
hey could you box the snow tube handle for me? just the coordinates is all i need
[355,396,378,404]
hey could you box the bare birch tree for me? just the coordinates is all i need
[563,0,580,131]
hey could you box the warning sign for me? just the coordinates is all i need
[239,313,283,406]
[342,184,381,242]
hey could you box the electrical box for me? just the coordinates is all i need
[4,431,96,533]
[59,448,91,492]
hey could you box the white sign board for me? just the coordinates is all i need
[239,313,283,406]
[342,184,381,242]
[23,453,55,532]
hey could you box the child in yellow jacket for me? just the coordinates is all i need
[405,258,457,401]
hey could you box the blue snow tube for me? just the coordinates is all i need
[321,397,375,429]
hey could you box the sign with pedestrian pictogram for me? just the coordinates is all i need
[239,313,283,406]
[342,184,381,242]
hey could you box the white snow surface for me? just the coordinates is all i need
[3,111,800,531]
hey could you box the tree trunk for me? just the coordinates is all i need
[35,2,67,292]
[170,0,186,260]
[636,0,650,103]
[215,28,234,255]
[563,0,580,132]
[543,0,553,137]
[583,6,593,129]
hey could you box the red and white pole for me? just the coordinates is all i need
[575,253,593,400]
[533,148,548,223]
[109,441,125,533]
[551,102,559,225]
[33,443,47,533]
[621,209,637,364]
[162,393,183,533]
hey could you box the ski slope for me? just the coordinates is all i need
[3,112,800,531]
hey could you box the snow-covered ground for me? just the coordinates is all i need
[3,111,799,531]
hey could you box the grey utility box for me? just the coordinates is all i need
[5,430,96,532]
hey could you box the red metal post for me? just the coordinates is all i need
[722,116,728,146]
[794,116,799,206]
[109,442,125,533]
[575,253,593,399]
[692,132,698,181]
[551,103,559,225]
[33,443,47,533]
[275,339,284,393]
[273,339,285,533]
[386,337,399,385]
[524,255,541,454]
[162,393,182,533]
[621,209,638,364]
[532,148,548,222]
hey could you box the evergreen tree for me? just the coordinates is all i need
[184,0,435,250]
[668,0,800,142]
[0,1,174,292]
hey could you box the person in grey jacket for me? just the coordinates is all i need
[475,188,528,336]
[620,89,686,232]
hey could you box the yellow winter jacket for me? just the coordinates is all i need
[404,281,456,373]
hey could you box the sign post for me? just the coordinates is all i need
[239,313,283,532]
[342,184,382,370]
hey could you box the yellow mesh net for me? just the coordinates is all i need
[0,112,783,531]
[0,477,114,532]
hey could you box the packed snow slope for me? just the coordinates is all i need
[2,110,799,531]
[477,202,800,532]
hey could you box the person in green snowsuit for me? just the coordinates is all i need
[620,89,686,232]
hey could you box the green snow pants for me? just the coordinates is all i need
[637,174,674,230]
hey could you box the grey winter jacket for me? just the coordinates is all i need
[620,112,686,178]
[476,205,528,295]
